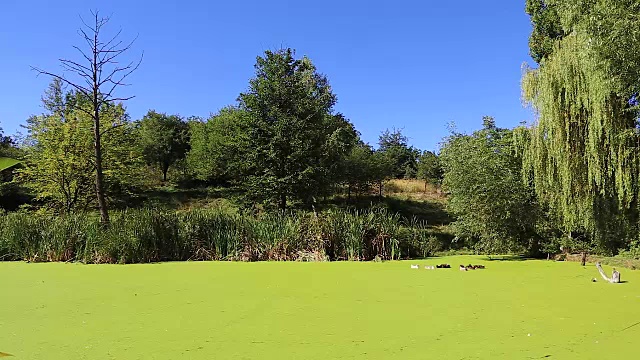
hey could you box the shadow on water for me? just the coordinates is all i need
[481,255,529,262]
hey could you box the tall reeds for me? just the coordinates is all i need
[0,208,437,263]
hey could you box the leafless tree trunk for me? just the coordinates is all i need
[32,10,142,224]
[595,262,621,283]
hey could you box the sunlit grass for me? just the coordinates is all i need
[0,157,19,172]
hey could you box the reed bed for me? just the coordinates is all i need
[0,208,438,263]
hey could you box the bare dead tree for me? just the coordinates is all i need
[32,10,142,224]
[596,262,621,283]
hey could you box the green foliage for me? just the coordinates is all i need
[440,118,547,254]
[0,122,22,162]
[377,128,419,179]
[137,110,190,181]
[525,0,566,63]
[0,156,22,204]
[0,208,436,263]
[0,124,27,209]
[550,0,640,96]
[187,107,250,183]
[342,143,376,197]
[18,81,144,213]
[317,113,361,196]
[617,240,640,260]
[416,151,442,188]
[521,31,640,252]
[370,150,395,196]
[238,48,354,209]
[0,124,14,158]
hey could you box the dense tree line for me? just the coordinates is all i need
[1,46,440,214]
[3,1,640,260]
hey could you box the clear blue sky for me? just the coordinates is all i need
[0,0,534,151]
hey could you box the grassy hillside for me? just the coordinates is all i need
[0,157,19,172]
[1,256,637,359]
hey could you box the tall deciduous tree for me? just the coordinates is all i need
[316,113,360,198]
[32,11,142,224]
[377,128,419,179]
[137,110,190,182]
[416,150,442,191]
[370,150,395,197]
[342,143,375,199]
[441,119,546,254]
[187,107,250,184]
[238,48,343,210]
[525,0,566,63]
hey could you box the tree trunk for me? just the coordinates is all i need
[596,262,621,283]
[162,163,169,182]
[581,251,587,266]
[347,184,351,200]
[94,122,109,223]
[379,181,383,198]
[94,89,109,224]
[280,193,286,212]
[424,180,427,193]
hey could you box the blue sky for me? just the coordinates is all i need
[0,0,534,151]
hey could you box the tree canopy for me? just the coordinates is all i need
[377,128,419,179]
[441,119,546,254]
[237,48,354,210]
[187,107,250,184]
[416,151,442,189]
[137,110,190,182]
[18,80,143,213]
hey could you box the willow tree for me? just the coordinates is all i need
[520,31,640,252]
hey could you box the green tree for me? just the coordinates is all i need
[19,81,142,213]
[525,0,566,63]
[521,1,640,253]
[32,11,141,223]
[370,150,395,197]
[316,113,360,198]
[440,119,546,254]
[137,110,190,182]
[416,150,442,192]
[377,128,419,179]
[238,48,343,210]
[187,107,250,184]
[0,124,19,160]
[342,143,375,199]
[0,124,22,207]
